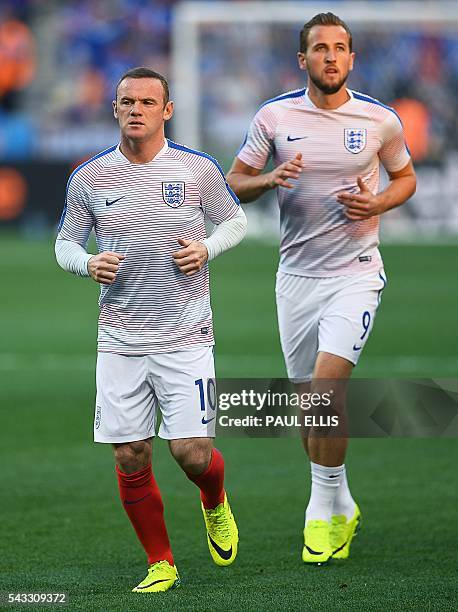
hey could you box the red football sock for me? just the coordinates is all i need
[186,448,225,509]
[116,464,174,566]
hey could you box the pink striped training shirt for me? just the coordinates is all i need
[57,139,240,354]
[237,88,411,277]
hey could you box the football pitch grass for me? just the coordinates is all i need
[1,235,457,611]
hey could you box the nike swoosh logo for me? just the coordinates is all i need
[328,474,339,478]
[332,514,361,554]
[106,196,125,206]
[202,416,215,425]
[353,344,362,351]
[124,493,151,505]
[136,578,170,589]
[305,545,324,556]
[332,540,348,555]
[287,135,308,141]
[208,535,232,560]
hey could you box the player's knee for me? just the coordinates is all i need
[184,454,211,475]
[113,440,151,473]
[170,440,211,475]
[311,380,347,416]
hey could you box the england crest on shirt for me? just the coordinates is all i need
[344,128,367,154]
[162,182,185,208]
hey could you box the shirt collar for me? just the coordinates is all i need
[116,138,168,164]
[304,87,354,109]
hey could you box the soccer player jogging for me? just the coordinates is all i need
[227,13,416,564]
[55,67,247,592]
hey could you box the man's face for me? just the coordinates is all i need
[113,77,173,141]
[297,25,355,94]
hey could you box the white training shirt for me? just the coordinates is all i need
[237,88,411,277]
[56,139,241,354]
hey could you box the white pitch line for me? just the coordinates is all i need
[0,353,457,375]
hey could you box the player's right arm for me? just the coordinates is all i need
[226,102,304,202]
[55,169,124,285]
[227,153,303,203]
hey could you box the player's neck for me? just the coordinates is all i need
[307,83,350,110]
[119,135,166,164]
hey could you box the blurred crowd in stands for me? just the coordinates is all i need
[201,22,458,165]
[0,0,457,165]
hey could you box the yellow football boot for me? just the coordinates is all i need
[201,493,238,566]
[132,560,180,593]
[302,520,332,565]
[331,504,361,559]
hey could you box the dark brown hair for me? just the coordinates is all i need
[299,13,353,53]
[115,67,170,105]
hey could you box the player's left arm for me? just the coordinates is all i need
[337,160,416,220]
[173,158,247,276]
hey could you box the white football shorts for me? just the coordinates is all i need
[276,268,387,382]
[94,346,216,443]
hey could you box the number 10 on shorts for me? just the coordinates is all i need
[195,378,217,425]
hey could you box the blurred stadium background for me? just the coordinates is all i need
[0,0,457,238]
[1,1,457,610]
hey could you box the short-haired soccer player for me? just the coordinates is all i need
[227,13,416,564]
[56,67,247,592]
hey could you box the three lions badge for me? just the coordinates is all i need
[162,182,185,208]
[344,129,367,154]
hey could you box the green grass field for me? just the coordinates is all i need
[1,235,457,611]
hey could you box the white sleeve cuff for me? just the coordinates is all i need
[202,206,247,261]
[55,237,93,277]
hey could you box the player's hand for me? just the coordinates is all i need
[337,177,385,220]
[87,251,125,285]
[266,152,304,189]
[172,238,208,276]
